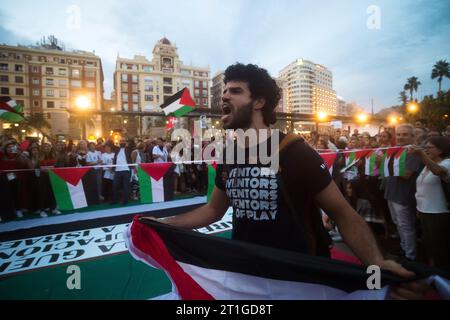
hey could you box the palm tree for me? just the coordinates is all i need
[404,76,421,101]
[24,113,53,142]
[398,91,408,107]
[431,59,450,94]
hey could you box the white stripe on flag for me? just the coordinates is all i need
[151,177,164,202]
[163,99,183,115]
[68,180,88,209]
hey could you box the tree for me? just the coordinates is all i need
[404,76,421,101]
[431,59,450,94]
[37,35,65,51]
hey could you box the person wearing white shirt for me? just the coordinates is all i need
[411,136,450,270]
[152,137,168,163]
[87,142,103,201]
[101,144,115,202]
[112,138,132,205]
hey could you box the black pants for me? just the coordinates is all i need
[102,178,113,202]
[112,171,131,204]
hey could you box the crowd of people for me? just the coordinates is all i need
[1,122,449,269]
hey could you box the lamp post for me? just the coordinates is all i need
[75,95,91,140]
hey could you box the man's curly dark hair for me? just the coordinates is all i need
[224,63,281,126]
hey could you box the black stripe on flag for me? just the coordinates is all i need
[160,89,185,110]
[138,219,444,293]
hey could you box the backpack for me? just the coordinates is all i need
[277,133,332,257]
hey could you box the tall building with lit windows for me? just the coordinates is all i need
[114,38,210,114]
[278,59,337,116]
[0,44,104,137]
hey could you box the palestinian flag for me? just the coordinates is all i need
[160,88,195,117]
[319,153,337,175]
[137,163,174,203]
[364,151,378,176]
[207,162,217,202]
[340,150,370,173]
[381,147,407,177]
[0,96,25,123]
[48,167,91,211]
[125,217,450,300]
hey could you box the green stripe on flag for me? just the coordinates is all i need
[172,106,194,117]
[207,165,216,202]
[398,149,407,177]
[137,166,153,203]
[48,171,73,210]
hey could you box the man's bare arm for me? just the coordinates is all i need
[143,186,230,230]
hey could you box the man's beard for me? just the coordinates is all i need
[222,101,253,130]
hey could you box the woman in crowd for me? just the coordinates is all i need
[412,136,450,270]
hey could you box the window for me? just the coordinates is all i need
[122,74,128,82]
[122,103,128,111]
[85,71,95,78]
[59,101,67,108]
[46,78,54,86]
[60,58,65,64]
[144,76,153,83]
[33,100,39,107]
[32,66,39,73]
[163,86,172,94]
[132,104,138,112]
[202,91,207,98]
[0,87,9,94]
[194,89,200,96]
[131,84,138,92]
[145,95,153,101]
[58,68,67,75]
[15,76,23,83]
[132,94,138,102]
[71,80,81,87]
[0,63,8,71]
[59,79,67,86]
[202,81,208,88]
[132,75,138,83]
[121,84,127,91]
[47,101,55,108]
[144,85,153,91]
[86,61,95,67]
[143,66,153,72]
[195,98,199,105]
[163,77,172,85]
[122,94,128,102]
[32,89,40,96]
[181,69,190,76]
[194,80,200,88]
[46,89,54,97]
[86,81,95,88]
[59,90,67,97]
[32,78,40,85]
[0,75,9,82]
[15,64,23,72]
[71,69,80,77]
[16,88,24,95]
[132,65,137,71]
[203,99,208,106]
[46,67,53,75]
[182,80,190,86]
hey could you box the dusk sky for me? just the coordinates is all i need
[1,0,449,112]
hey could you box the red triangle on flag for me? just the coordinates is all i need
[180,88,195,107]
[394,147,406,159]
[140,163,173,181]
[354,150,370,160]
[211,162,217,170]
[320,153,337,169]
[386,147,402,158]
[51,167,91,186]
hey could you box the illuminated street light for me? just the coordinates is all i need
[407,102,419,114]
[317,111,328,121]
[356,113,369,123]
[75,95,91,140]
[388,115,398,125]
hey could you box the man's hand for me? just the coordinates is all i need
[378,260,435,300]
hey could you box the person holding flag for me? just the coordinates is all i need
[143,63,432,299]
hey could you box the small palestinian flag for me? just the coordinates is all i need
[340,150,370,173]
[124,217,450,300]
[364,151,378,176]
[207,162,217,202]
[160,88,195,117]
[319,153,337,175]
[137,163,174,203]
[49,167,91,210]
[0,96,25,122]
[381,147,407,177]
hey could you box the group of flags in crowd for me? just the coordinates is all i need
[0,97,25,123]
[47,146,406,212]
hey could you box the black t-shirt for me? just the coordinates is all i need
[215,132,332,254]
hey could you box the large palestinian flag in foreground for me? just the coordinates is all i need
[137,163,174,203]
[125,216,450,300]
[160,88,196,117]
[49,167,91,210]
[0,96,25,122]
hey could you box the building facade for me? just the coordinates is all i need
[0,44,104,138]
[114,38,210,114]
[278,58,337,116]
[210,71,225,112]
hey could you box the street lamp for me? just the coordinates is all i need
[315,111,328,131]
[75,95,91,140]
[407,102,419,114]
[356,113,369,124]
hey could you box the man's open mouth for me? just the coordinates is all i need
[222,104,231,115]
